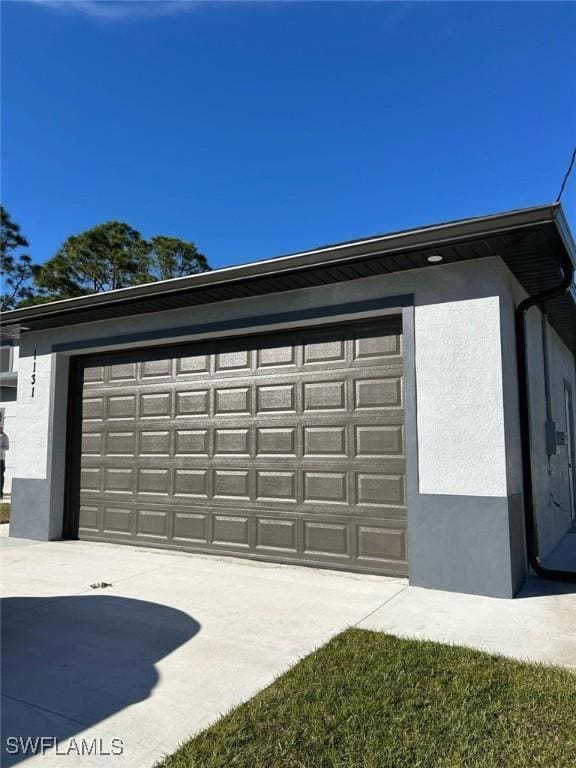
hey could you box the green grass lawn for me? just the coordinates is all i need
[158,629,575,768]
[0,502,9,524]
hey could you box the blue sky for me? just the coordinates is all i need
[2,1,575,270]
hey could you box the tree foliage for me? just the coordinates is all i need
[35,221,152,300]
[148,235,209,281]
[0,206,39,310]
[1,214,210,309]
[35,222,210,303]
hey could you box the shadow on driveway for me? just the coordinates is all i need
[1,594,201,765]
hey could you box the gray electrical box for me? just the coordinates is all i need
[556,430,568,447]
[546,420,558,456]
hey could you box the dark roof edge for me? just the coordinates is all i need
[553,206,576,301]
[0,203,566,327]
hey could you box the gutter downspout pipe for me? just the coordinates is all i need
[516,240,576,582]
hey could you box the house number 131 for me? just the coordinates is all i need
[31,350,37,398]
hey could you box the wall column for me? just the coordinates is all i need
[10,339,69,541]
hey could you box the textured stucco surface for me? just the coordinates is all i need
[415,296,507,497]
[11,343,53,480]
[1,397,17,495]
[1,342,19,495]
[408,493,526,598]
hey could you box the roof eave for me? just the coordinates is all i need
[553,205,576,304]
[0,203,562,327]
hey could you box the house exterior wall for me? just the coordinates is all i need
[526,314,575,557]
[10,257,529,596]
[1,341,19,495]
[499,269,576,560]
[1,398,17,495]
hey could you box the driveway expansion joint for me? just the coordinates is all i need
[354,583,409,627]
[1,693,90,728]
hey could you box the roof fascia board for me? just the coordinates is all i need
[0,204,561,326]
[553,205,576,304]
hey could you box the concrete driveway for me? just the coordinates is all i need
[2,527,575,768]
[0,529,405,767]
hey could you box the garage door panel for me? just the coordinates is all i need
[83,365,105,384]
[136,508,169,538]
[255,517,298,551]
[80,463,407,507]
[80,327,398,375]
[256,384,297,413]
[80,466,102,494]
[82,411,405,429]
[256,343,297,369]
[82,396,105,422]
[78,502,408,575]
[107,394,137,421]
[356,472,405,506]
[303,380,347,412]
[86,423,406,458]
[141,358,173,379]
[140,391,172,419]
[357,524,406,563]
[353,325,402,360]
[106,431,137,456]
[212,514,251,547]
[104,467,135,494]
[213,469,251,500]
[78,504,100,532]
[256,470,297,502]
[256,427,297,455]
[354,377,402,409]
[176,389,210,417]
[108,362,138,382]
[139,430,172,457]
[303,471,348,504]
[102,506,133,536]
[173,510,208,542]
[214,428,251,456]
[76,319,407,575]
[174,469,209,498]
[84,366,402,408]
[137,467,171,496]
[81,431,103,457]
[176,353,210,375]
[355,424,404,456]
[213,386,251,415]
[304,521,348,557]
[304,334,347,365]
[81,492,408,519]
[83,360,404,390]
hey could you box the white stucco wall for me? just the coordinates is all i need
[12,257,516,517]
[1,341,19,495]
[416,296,507,496]
[1,398,17,495]
[11,343,54,480]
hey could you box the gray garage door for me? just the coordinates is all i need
[76,318,407,575]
